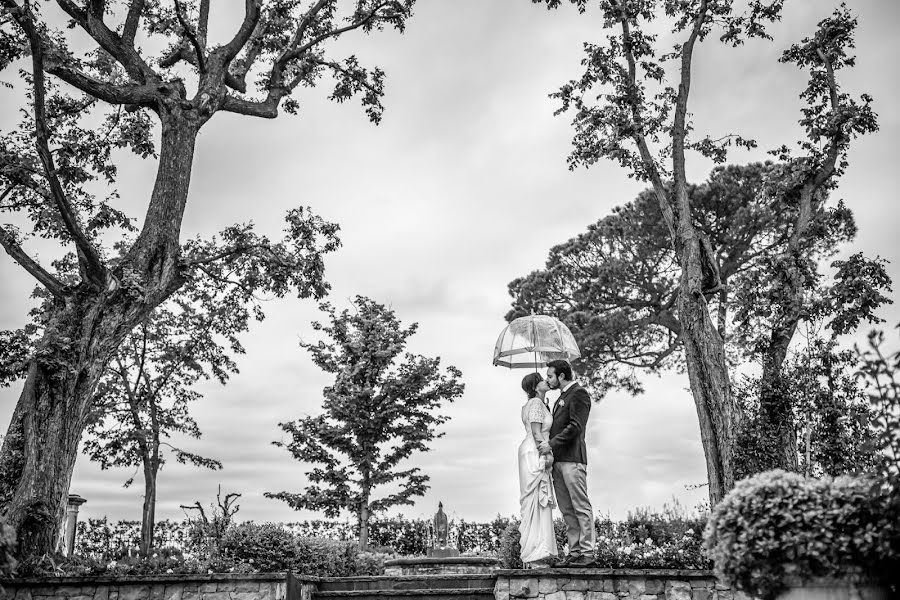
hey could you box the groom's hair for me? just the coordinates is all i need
[521,373,543,398]
[547,360,573,382]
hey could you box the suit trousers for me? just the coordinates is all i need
[552,461,594,557]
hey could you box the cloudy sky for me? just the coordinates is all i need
[2,0,900,529]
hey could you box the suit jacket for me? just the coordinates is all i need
[549,382,591,464]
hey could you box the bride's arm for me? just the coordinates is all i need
[530,422,546,447]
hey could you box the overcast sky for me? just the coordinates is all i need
[2,1,900,529]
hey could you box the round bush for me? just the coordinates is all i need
[703,470,900,600]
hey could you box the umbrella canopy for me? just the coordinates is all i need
[493,315,581,369]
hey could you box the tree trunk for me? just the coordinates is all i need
[0,302,121,556]
[140,463,157,557]
[0,111,200,558]
[678,235,739,506]
[358,500,369,551]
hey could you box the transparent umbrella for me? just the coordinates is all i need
[492,315,581,369]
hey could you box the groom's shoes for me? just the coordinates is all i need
[565,554,594,568]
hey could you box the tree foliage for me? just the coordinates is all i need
[0,0,408,556]
[734,334,885,480]
[507,162,886,395]
[856,326,900,487]
[267,296,464,549]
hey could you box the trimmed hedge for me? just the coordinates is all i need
[221,523,385,576]
[703,470,900,600]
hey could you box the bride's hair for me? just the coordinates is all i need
[521,372,543,398]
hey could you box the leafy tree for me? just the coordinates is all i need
[267,296,464,550]
[734,333,885,480]
[81,255,261,557]
[529,0,877,503]
[0,0,410,556]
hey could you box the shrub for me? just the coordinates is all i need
[496,517,567,568]
[704,470,900,600]
[220,522,384,576]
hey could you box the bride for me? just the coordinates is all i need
[518,372,558,567]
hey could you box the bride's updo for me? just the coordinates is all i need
[521,372,543,399]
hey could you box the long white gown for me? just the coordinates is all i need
[518,396,558,566]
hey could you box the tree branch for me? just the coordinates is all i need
[55,0,160,84]
[286,2,394,63]
[219,0,262,65]
[613,2,677,241]
[0,224,66,297]
[174,0,206,73]
[7,1,108,287]
[122,0,145,47]
[671,0,708,230]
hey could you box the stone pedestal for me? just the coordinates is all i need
[427,547,461,558]
[63,494,86,557]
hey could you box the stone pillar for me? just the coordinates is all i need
[63,494,87,557]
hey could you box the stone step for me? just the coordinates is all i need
[313,589,495,600]
[317,575,497,592]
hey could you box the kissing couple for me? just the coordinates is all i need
[517,359,595,568]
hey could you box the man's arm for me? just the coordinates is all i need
[549,388,590,453]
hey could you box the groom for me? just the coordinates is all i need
[539,359,595,567]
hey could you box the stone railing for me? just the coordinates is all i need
[494,568,750,600]
[0,572,319,600]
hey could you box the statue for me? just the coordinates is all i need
[427,501,459,558]
[434,501,449,547]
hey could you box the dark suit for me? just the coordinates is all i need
[549,383,591,463]
[549,382,594,558]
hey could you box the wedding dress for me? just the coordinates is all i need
[518,396,558,566]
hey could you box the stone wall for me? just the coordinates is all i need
[494,569,751,600]
[0,573,319,600]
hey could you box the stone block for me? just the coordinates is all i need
[511,578,539,598]
[150,585,165,600]
[562,580,589,592]
[118,587,150,600]
[640,595,659,600]
[587,580,606,592]
[665,581,692,600]
[230,593,266,600]
[691,589,710,600]
[198,585,217,594]
[160,586,180,600]
[712,592,732,600]
[627,580,646,597]
[275,582,285,600]
[108,589,119,600]
[198,593,229,600]
[732,592,751,600]
[178,589,197,600]
[14,589,33,600]
[644,580,664,595]
[92,587,110,600]
[602,580,615,593]
[539,578,559,594]
[545,590,566,600]
[587,593,616,600]
[564,590,585,600]
[496,586,510,600]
